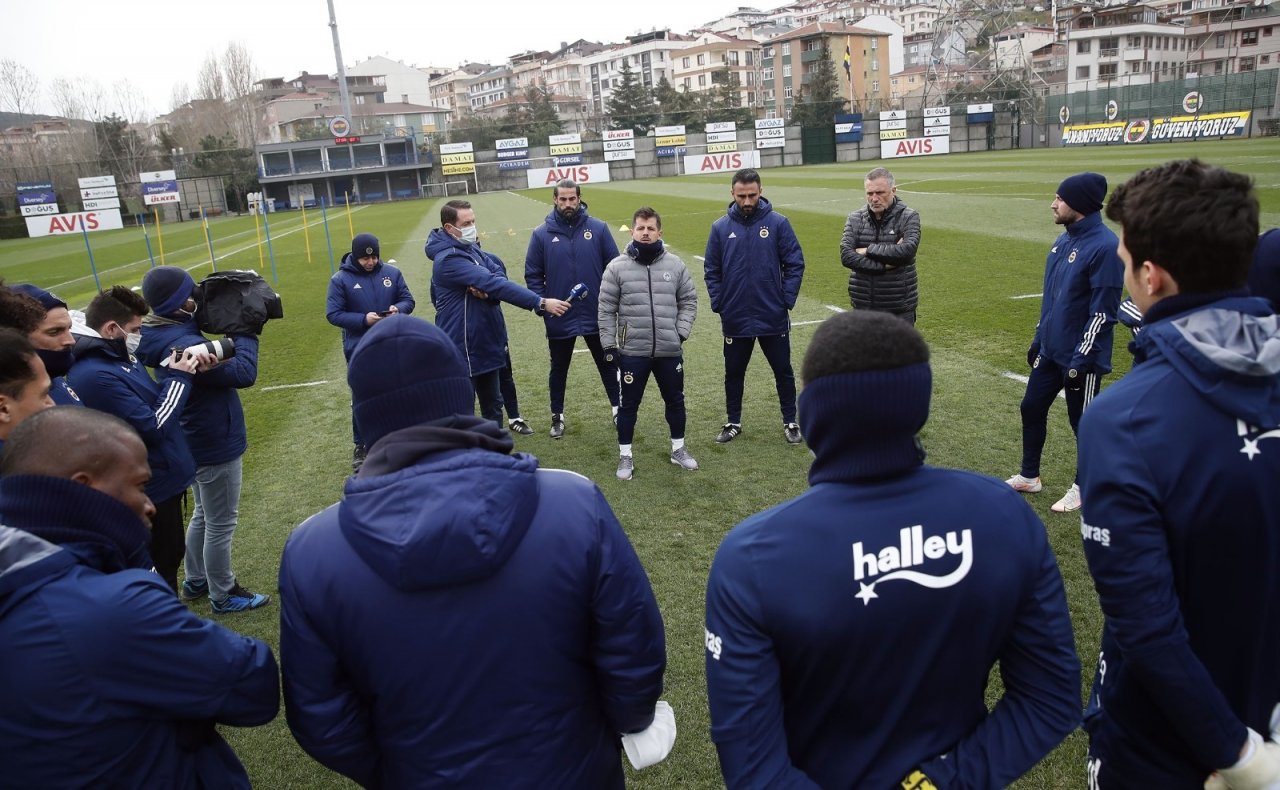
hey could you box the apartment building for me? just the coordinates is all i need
[671,32,764,106]
[761,20,892,118]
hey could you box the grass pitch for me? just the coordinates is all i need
[3,137,1278,788]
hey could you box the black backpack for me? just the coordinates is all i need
[196,270,284,336]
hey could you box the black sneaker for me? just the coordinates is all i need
[180,578,208,601]
[550,414,565,439]
[508,418,534,435]
[784,423,802,444]
[715,423,742,444]
[352,444,368,474]
[211,584,271,614]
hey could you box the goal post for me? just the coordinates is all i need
[421,181,470,199]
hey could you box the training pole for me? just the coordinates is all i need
[320,197,336,274]
[154,207,166,265]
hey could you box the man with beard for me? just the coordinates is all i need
[703,168,805,446]
[525,179,621,438]
[840,167,922,324]
[2,284,81,405]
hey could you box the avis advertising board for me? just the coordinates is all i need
[880,136,950,159]
[683,150,761,176]
[525,163,611,189]
[25,209,124,238]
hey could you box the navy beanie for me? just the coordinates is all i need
[349,316,474,446]
[141,266,195,315]
[11,284,67,311]
[1057,172,1108,216]
[352,233,379,261]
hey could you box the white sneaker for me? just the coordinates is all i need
[1051,483,1082,513]
[670,447,699,471]
[1005,474,1043,493]
[616,455,634,480]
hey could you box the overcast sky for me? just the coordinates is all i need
[8,0,745,118]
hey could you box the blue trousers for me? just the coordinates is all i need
[722,334,797,425]
[1019,356,1101,481]
[548,334,620,415]
[616,355,685,446]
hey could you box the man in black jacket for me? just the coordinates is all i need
[840,167,922,324]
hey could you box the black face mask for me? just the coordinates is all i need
[631,239,664,263]
[36,347,74,377]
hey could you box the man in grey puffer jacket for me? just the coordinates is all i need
[599,207,698,481]
[840,167,922,324]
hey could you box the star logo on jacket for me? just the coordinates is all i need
[1068,250,1078,263]
[353,283,362,289]
[728,232,737,239]
[584,230,593,240]
[1238,419,1280,460]
[383,278,392,287]
[851,525,973,606]
[759,227,770,239]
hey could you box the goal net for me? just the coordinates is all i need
[421,180,470,199]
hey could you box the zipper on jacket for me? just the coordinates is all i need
[647,263,658,358]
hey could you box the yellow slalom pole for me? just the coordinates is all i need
[252,202,265,271]
[344,191,354,239]
[154,207,165,266]
[200,205,216,269]
[300,199,313,262]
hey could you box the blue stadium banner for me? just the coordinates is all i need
[835,113,864,143]
[967,103,994,124]
[17,181,56,205]
[552,154,583,165]
[655,146,688,158]
[497,160,531,170]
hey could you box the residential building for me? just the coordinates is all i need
[993,24,1056,72]
[762,21,893,119]
[1062,3,1189,93]
[468,65,514,114]
[1178,0,1280,77]
[579,29,695,116]
[347,56,447,106]
[895,4,942,36]
[428,64,491,119]
[671,32,763,106]
[902,29,968,69]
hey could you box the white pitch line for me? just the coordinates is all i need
[1010,293,1043,300]
[694,255,705,261]
[824,304,846,313]
[259,380,330,392]
[792,319,825,326]
[1002,371,1064,399]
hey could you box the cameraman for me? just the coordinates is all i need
[138,266,269,615]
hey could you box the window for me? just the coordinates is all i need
[746,71,755,85]
[1242,30,1259,46]
[762,67,774,81]
[1130,62,1142,73]
[783,64,792,77]
[1262,54,1272,65]
[728,51,739,66]
[871,80,880,92]
[1100,63,1118,77]
[682,57,690,68]
[1100,36,1118,49]
[1076,65,1091,78]
[1214,60,1224,74]
[804,39,821,52]
[1216,32,1226,48]
[872,58,879,71]
[697,54,706,65]
[699,74,707,87]
[746,51,754,65]
[781,43,791,55]
[1264,26,1273,36]
[1239,55,1256,71]
[683,77,691,89]
[872,38,878,50]
[1076,40,1091,54]
[784,85,793,98]
[766,109,776,119]
[748,91,756,104]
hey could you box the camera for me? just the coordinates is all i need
[160,338,235,367]
[196,270,283,336]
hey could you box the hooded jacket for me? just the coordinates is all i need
[66,329,195,502]
[598,244,697,358]
[326,255,415,359]
[840,198,921,314]
[706,366,1080,789]
[525,203,619,339]
[137,317,258,468]
[427,228,540,377]
[704,197,805,337]
[0,476,279,789]
[1078,293,1280,787]
[1033,210,1124,374]
[279,418,666,789]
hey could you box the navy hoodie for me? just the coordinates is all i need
[1033,210,1124,373]
[704,197,805,337]
[279,417,666,788]
[524,203,619,339]
[1078,293,1280,786]
[326,255,415,359]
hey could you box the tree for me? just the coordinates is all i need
[653,77,701,130]
[521,83,563,142]
[606,60,657,135]
[703,68,754,128]
[789,46,847,127]
[0,59,41,117]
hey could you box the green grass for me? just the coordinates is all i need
[3,138,1278,788]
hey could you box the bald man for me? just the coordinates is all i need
[0,407,279,789]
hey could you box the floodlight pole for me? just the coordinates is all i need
[328,0,354,124]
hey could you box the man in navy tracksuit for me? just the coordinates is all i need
[427,199,569,425]
[7,284,82,406]
[705,310,1079,789]
[525,179,621,438]
[1007,172,1123,514]
[138,267,269,614]
[704,168,805,446]
[0,407,279,789]
[325,232,415,468]
[279,317,671,788]
[1078,159,1280,789]
[67,285,201,593]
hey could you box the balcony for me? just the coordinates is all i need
[1124,47,1146,60]
[800,49,824,63]
[1099,47,1120,59]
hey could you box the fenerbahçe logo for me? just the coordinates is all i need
[383,277,393,287]
[759,227,769,239]
[1124,120,1150,143]
[851,525,973,605]
[583,230,592,240]
[1068,250,1078,263]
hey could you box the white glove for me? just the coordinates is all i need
[620,700,676,770]
[1206,705,1280,790]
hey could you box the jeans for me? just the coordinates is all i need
[548,334,620,414]
[616,355,685,446]
[184,455,243,601]
[722,334,797,425]
[1019,357,1101,482]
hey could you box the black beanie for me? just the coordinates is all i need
[1056,172,1107,216]
[141,266,195,316]
[352,233,380,261]
[349,316,475,446]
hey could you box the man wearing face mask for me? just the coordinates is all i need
[67,285,204,593]
[426,199,571,425]
[137,266,270,615]
[2,284,82,406]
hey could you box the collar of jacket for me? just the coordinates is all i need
[728,196,773,225]
[356,414,516,478]
[549,203,588,231]
[0,475,153,574]
[1064,210,1102,237]
[1130,289,1253,363]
